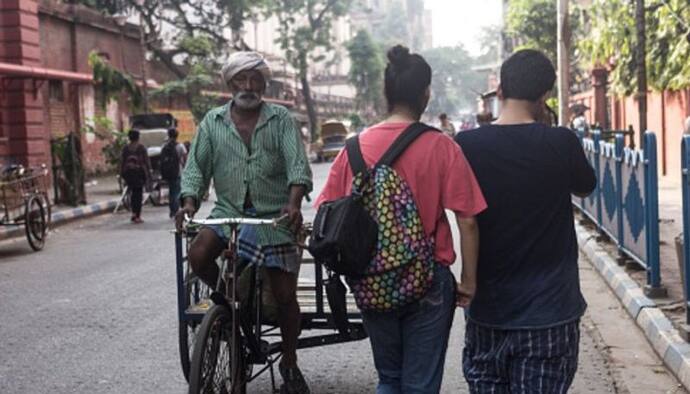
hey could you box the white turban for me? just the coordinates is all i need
[221,51,271,85]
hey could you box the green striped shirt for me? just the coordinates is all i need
[181,101,313,245]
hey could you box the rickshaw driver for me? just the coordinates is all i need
[175,51,313,394]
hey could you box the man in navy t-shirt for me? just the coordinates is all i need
[455,49,596,393]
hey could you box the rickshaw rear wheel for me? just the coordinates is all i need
[189,304,247,394]
[25,194,47,251]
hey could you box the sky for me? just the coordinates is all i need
[425,0,503,54]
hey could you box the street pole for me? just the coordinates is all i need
[136,0,148,113]
[636,0,647,148]
[557,0,570,127]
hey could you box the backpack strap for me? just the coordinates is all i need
[345,135,368,176]
[377,122,439,167]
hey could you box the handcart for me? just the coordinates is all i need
[0,165,51,251]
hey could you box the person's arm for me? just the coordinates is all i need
[179,144,188,167]
[442,140,487,307]
[314,149,349,208]
[282,185,307,233]
[456,216,479,307]
[279,113,313,231]
[142,145,152,185]
[280,113,313,194]
[567,132,597,197]
[175,121,213,231]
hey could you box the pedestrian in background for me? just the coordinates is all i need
[439,113,456,137]
[120,129,151,224]
[456,49,597,393]
[160,128,187,218]
[317,45,485,394]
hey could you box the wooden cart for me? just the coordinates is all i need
[0,165,51,251]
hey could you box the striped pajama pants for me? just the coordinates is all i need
[462,320,580,393]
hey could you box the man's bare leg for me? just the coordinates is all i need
[266,268,300,367]
[188,228,225,287]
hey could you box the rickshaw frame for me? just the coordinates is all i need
[175,217,367,392]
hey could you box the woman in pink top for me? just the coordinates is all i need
[316,45,486,394]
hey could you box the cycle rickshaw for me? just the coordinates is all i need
[0,165,51,251]
[175,216,368,393]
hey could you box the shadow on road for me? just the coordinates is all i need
[0,245,36,260]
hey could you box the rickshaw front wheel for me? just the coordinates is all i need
[188,304,247,394]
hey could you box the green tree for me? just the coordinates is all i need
[265,0,354,140]
[505,0,585,92]
[346,30,385,119]
[506,0,559,63]
[421,45,487,116]
[581,0,690,94]
[79,1,267,121]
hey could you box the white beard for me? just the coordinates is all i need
[234,92,263,110]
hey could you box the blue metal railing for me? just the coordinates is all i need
[681,136,690,323]
[575,130,664,296]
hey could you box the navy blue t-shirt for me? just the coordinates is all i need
[455,123,596,329]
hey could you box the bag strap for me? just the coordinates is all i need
[345,135,367,176]
[377,122,439,167]
[345,122,439,176]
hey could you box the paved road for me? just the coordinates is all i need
[0,162,683,393]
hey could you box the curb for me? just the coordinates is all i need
[0,198,119,241]
[576,222,690,389]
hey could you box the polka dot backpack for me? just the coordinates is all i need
[344,123,438,312]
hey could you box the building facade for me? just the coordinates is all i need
[0,0,145,172]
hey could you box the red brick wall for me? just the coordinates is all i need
[36,2,144,174]
[0,0,49,167]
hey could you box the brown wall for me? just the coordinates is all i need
[572,88,690,179]
[35,1,145,174]
[0,0,47,167]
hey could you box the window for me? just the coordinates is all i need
[49,80,64,102]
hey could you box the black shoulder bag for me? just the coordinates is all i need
[308,122,436,276]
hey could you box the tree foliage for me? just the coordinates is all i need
[78,1,269,121]
[421,46,487,116]
[265,0,354,139]
[88,51,142,110]
[505,0,585,92]
[581,0,690,94]
[346,29,385,118]
[506,0,559,63]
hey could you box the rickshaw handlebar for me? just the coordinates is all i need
[184,214,288,228]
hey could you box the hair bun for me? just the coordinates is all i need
[387,45,410,68]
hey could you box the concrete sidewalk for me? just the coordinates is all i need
[0,175,122,241]
[576,174,690,390]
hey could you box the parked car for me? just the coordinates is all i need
[314,120,348,162]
